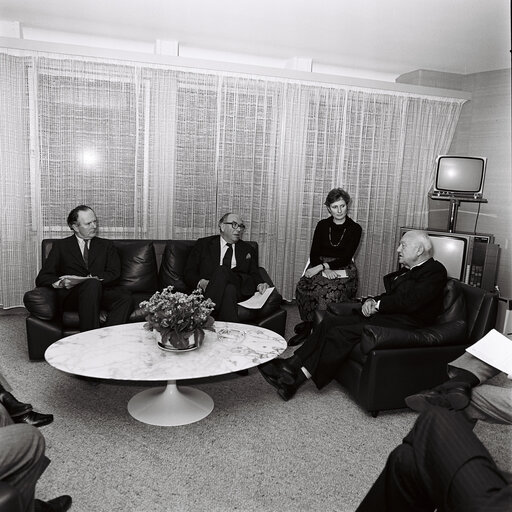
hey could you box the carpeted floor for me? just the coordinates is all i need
[1,306,510,512]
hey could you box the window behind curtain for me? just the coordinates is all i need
[37,66,146,236]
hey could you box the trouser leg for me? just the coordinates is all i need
[464,384,512,425]
[102,287,133,326]
[356,444,433,512]
[357,408,510,511]
[62,279,102,331]
[0,405,48,512]
[205,267,241,322]
[294,310,366,389]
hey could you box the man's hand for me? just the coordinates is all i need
[362,298,379,317]
[257,282,269,294]
[197,279,209,292]
[57,275,100,289]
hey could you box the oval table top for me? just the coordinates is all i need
[45,321,287,381]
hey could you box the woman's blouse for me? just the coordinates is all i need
[309,216,362,270]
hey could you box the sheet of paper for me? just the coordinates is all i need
[321,269,348,278]
[238,287,275,309]
[466,329,512,378]
[59,275,102,286]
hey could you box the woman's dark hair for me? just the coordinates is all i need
[324,188,351,208]
[67,205,93,229]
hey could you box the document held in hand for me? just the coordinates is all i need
[238,287,275,309]
[466,329,512,378]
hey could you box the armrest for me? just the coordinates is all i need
[258,267,274,286]
[360,320,467,355]
[23,287,58,321]
[257,267,283,316]
[327,302,361,316]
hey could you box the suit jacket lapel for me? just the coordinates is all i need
[210,236,221,267]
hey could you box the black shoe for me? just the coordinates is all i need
[0,391,33,418]
[287,329,311,347]
[293,321,312,334]
[276,371,306,402]
[35,495,72,512]
[14,410,54,428]
[258,356,300,381]
[405,384,471,413]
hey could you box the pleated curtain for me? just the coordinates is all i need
[0,50,464,306]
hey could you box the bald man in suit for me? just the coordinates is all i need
[184,213,269,322]
[260,230,447,401]
[35,205,132,332]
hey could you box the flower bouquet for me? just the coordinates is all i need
[139,286,215,351]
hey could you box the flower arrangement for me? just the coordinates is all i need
[139,286,215,350]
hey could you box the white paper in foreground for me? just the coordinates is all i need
[322,269,348,278]
[466,329,512,378]
[238,287,275,309]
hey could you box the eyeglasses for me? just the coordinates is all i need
[223,221,246,231]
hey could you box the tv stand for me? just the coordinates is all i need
[428,193,488,232]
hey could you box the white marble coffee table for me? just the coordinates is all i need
[45,322,286,426]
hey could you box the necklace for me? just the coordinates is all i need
[329,225,346,247]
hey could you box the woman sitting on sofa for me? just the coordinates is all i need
[289,188,362,346]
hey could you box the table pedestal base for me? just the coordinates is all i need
[127,380,214,426]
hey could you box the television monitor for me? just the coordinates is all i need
[428,234,468,281]
[432,155,487,198]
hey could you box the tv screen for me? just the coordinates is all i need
[434,155,487,197]
[429,234,467,281]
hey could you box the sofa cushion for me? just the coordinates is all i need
[115,241,159,292]
[159,241,195,293]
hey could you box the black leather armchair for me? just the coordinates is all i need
[24,239,287,360]
[315,279,498,416]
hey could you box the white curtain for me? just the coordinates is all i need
[0,50,464,307]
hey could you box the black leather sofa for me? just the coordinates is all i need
[315,279,498,416]
[24,239,287,360]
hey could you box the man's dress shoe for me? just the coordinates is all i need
[258,358,297,382]
[258,360,305,401]
[287,329,310,347]
[405,384,471,413]
[0,391,33,418]
[14,410,54,428]
[35,495,72,512]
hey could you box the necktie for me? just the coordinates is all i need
[222,243,233,268]
[83,240,89,267]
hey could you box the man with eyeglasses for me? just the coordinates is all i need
[184,213,269,322]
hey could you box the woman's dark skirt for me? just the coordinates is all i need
[295,263,358,322]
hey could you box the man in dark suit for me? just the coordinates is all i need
[35,205,132,332]
[259,230,447,400]
[356,407,512,511]
[184,213,269,322]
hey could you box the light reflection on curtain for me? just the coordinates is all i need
[0,50,464,306]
